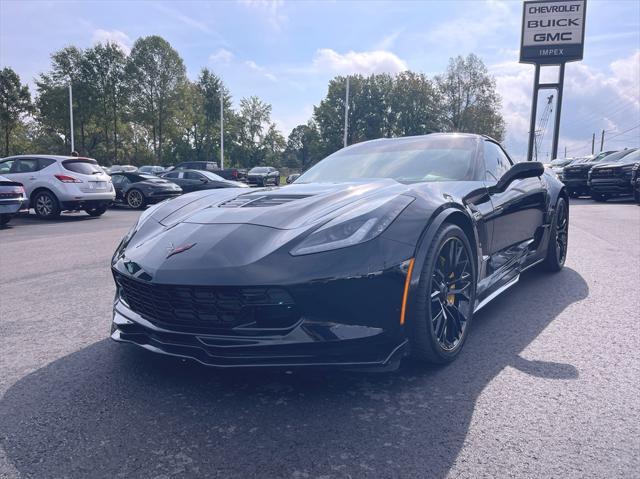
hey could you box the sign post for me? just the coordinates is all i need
[520,0,586,160]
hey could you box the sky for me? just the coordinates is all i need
[1,0,639,160]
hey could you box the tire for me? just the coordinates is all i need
[592,193,607,202]
[274,177,280,186]
[85,205,108,217]
[408,223,476,364]
[0,214,11,226]
[33,190,61,219]
[543,197,568,272]
[126,189,146,209]
[634,190,640,204]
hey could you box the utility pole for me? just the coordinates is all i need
[343,76,349,148]
[564,146,567,157]
[600,129,605,152]
[591,133,595,154]
[220,94,224,169]
[68,84,75,152]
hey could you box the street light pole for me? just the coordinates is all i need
[220,94,224,169]
[343,76,349,148]
[68,84,75,152]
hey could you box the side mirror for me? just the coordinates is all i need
[495,161,544,191]
[199,178,208,183]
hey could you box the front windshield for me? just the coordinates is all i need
[250,167,269,173]
[297,136,478,184]
[601,149,637,163]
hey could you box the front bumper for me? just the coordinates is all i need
[110,261,411,369]
[588,178,633,196]
[562,177,589,191]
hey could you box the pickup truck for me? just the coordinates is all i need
[172,161,247,182]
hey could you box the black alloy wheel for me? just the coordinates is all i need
[33,190,61,219]
[543,197,568,272]
[126,189,146,209]
[409,224,476,364]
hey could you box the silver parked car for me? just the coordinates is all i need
[0,155,115,219]
[0,175,28,226]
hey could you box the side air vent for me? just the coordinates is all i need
[219,194,311,208]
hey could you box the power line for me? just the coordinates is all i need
[606,123,640,141]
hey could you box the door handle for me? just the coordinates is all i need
[29,176,36,180]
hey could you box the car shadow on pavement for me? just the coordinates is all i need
[12,211,101,223]
[0,267,587,479]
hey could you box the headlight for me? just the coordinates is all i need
[290,195,413,256]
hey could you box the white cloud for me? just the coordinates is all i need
[423,0,518,52]
[491,50,640,160]
[209,48,234,64]
[239,0,287,30]
[245,60,277,82]
[91,29,131,54]
[154,3,213,34]
[311,49,408,75]
[375,29,404,50]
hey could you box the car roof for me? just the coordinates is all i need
[1,154,96,161]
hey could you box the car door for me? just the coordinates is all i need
[482,140,547,265]
[183,171,209,191]
[162,171,186,191]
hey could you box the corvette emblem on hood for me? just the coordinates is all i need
[166,242,197,258]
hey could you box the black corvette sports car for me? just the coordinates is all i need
[111,133,568,369]
[111,172,182,209]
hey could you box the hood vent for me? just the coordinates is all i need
[219,194,312,208]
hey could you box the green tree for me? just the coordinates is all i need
[390,71,443,136]
[127,36,187,163]
[436,54,505,140]
[285,122,321,170]
[82,42,128,161]
[0,67,32,156]
[236,96,283,167]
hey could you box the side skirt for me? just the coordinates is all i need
[474,275,519,313]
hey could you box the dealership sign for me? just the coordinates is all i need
[520,0,586,64]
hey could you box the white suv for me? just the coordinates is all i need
[0,155,115,219]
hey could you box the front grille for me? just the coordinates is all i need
[563,167,590,179]
[591,168,618,178]
[114,271,299,333]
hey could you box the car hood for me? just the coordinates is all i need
[149,179,412,230]
[592,162,621,170]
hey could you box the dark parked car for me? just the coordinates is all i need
[632,163,640,203]
[562,150,616,197]
[160,169,248,193]
[111,133,568,369]
[588,148,639,201]
[173,161,218,172]
[173,161,246,182]
[0,175,28,226]
[111,172,182,209]
[247,166,280,186]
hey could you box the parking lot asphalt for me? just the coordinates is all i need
[1,199,639,479]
